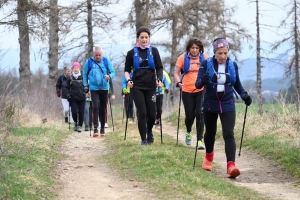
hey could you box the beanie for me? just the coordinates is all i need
[72,62,81,68]
[213,38,229,54]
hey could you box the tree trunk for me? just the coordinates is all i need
[86,0,93,59]
[256,0,263,114]
[169,14,178,106]
[17,0,31,90]
[48,0,59,87]
[293,0,300,111]
[134,0,142,30]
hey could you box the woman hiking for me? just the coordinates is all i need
[174,37,208,150]
[66,62,87,132]
[195,38,252,178]
[56,66,73,124]
[124,26,163,145]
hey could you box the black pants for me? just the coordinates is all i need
[70,100,86,126]
[124,93,134,119]
[91,90,108,129]
[156,94,163,121]
[203,111,236,162]
[182,91,204,141]
[131,88,156,141]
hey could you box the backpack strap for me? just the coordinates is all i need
[88,57,110,76]
[183,53,204,74]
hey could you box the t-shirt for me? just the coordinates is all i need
[176,54,208,93]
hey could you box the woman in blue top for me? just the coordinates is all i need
[195,38,252,178]
[83,46,116,137]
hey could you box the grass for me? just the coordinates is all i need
[0,124,70,199]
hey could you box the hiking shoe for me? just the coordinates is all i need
[74,123,78,131]
[202,157,213,171]
[100,129,105,137]
[147,130,154,144]
[197,140,205,150]
[227,161,240,178]
[77,126,82,132]
[185,132,192,145]
[84,126,89,131]
[141,140,148,146]
[93,128,99,137]
[104,123,109,128]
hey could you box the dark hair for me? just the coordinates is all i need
[136,26,151,38]
[185,37,204,54]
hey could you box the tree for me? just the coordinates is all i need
[48,0,59,87]
[272,0,300,111]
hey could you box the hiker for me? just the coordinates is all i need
[103,79,115,128]
[66,62,86,132]
[154,71,170,129]
[124,26,163,145]
[55,66,73,124]
[195,38,252,178]
[83,91,91,131]
[174,37,208,149]
[122,72,135,124]
[83,46,116,137]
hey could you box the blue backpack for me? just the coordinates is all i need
[183,53,205,74]
[87,57,110,76]
[206,57,238,98]
[133,46,155,71]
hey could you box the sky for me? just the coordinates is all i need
[0,0,290,74]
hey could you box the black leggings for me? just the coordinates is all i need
[181,91,204,141]
[91,90,108,129]
[131,88,156,141]
[70,100,86,126]
[203,111,236,162]
[156,94,163,120]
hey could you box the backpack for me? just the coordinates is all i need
[133,46,155,71]
[183,53,205,74]
[87,57,110,76]
[206,57,238,98]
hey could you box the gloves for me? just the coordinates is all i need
[84,85,89,93]
[201,73,210,84]
[67,96,72,102]
[243,94,252,106]
[123,88,129,94]
[165,89,169,94]
[176,82,182,88]
[57,92,61,98]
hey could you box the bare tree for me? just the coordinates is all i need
[272,0,300,111]
[48,0,59,87]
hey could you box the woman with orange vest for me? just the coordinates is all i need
[174,37,208,149]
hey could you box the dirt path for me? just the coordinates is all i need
[55,122,300,200]
[55,127,157,200]
[160,121,300,200]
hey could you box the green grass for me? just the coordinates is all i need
[0,125,69,199]
[102,124,268,200]
[244,134,300,178]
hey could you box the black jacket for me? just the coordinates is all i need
[55,73,69,99]
[66,74,86,102]
[124,46,163,90]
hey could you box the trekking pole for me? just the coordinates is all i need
[238,105,248,157]
[193,90,205,169]
[124,93,131,140]
[166,92,170,121]
[159,89,163,144]
[89,101,92,137]
[109,97,114,131]
[122,97,125,125]
[69,102,71,131]
[176,89,182,145]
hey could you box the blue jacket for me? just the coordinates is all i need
[122,72,133,90]
[83,56,116,91]
[156,73,170,95]
[195,56,248,113]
